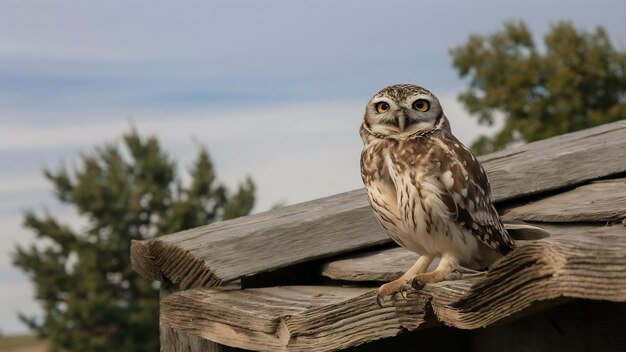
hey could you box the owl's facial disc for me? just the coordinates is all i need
[366,93,442,137]
[361,84,451,140]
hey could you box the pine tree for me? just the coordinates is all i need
[451,21,626,154]
[13,129,255,351]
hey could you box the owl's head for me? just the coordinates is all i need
[362,84,450,139]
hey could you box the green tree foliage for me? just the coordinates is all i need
[451,21,626,154]
[13,129,255,352]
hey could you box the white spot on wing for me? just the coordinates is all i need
[441,170,454,188]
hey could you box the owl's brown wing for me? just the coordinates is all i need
[435,133,516,255]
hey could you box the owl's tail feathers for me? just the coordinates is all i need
[503,219,551,241]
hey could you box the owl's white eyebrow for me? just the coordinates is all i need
[407,94,432,101]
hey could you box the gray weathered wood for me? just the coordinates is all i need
[321,222,551,282]
[481,120,626,201]
[321,247,431,282]
[159,223,626,351]
[160,283,235,352]
[132,190,386,288]
[161,285,428,352]
[435,223,626,329]
[161,323,227,352]
[131,120,626,289]
[504,178,626,222]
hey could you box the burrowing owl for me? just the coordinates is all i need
[360,84,515,306]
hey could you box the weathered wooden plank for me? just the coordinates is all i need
[132,190,386,288]
[161,224,626,351]
[321,247,431,282]
[161,286,428,352]
[160,323,231,352]
[131,120,626,289]
[321,221,550,282]
[504,178,626,222]
[481,120,626,202]
[434,223,626,329]
[160,283,241,352]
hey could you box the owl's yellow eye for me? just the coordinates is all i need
[376,102,390,113]
[412,99,430,112]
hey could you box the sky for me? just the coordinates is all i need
[1,0,625,335]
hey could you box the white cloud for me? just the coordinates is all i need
[1,101,359,150]
[0,174,48,196]
[0,96,494,207]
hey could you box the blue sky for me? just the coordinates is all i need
[1,0,625,334]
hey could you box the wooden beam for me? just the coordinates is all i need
[322,247,430,282]
[132,190,386,288]
[160,323,228,352]
[160,283,238,352]
[131,120,626,288]
[481,120,626,201]
[434,223,626,329]
[160,224,626,351]
[504,178,626,222]
[320,220,553,283]
[161,286,429,352]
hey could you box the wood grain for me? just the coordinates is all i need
[435,223,626,328]
[159,223,626,351]
[320,222,552,282]
[132,120,626,289]
[480,120,626,201]
[321,247,433,282]
[504,178,626,222]
[160,323,230,352]
[132,190,387,288]
[160,283,237,352]
[161,286,428,352]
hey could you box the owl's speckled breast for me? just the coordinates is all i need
[361,131,508,268]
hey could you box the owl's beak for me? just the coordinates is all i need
[397,110,413,132]
[397,114,406,132]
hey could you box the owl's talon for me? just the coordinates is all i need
[447,269,464,280]
[376,293,385,308]
[398,282,413,299]
[411,277,425,290]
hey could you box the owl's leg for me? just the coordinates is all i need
[410,254,462,289]
[376,255,432,307]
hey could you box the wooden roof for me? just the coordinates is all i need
[131,120,626,352]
